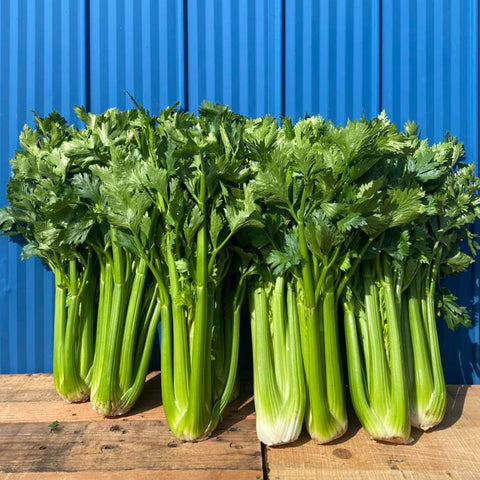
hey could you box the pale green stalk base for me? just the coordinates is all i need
[250,277,305,446]
[407,277,446,431]
[163,282,242,441]
[344,302,412,443]
[343,259,411,444]
[304,410,348,444]
[297,276,347,445]
[411,402,446,431]
[53,261,92,404]
[90,242,158,416]
[162,272,244,442]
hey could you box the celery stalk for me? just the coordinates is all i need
[250,276,305,445]
[344,258,411,444]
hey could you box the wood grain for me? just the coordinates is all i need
[1,471,262,480]
[265,385,480,480]
[0,372,262,480]
[1,374,480,479]
[0,372,165,424]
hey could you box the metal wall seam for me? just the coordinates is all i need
[88,0,185,114]
[381,0,480,384]
[0,0,87,374]
[284,0,381,123]
[474,0,480,383]
[186,0,283,118]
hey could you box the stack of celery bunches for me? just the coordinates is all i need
[1,102,479,446]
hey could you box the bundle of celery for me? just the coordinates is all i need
[0,112,97,403]
[342,125,480,443]
[94,102,262,439]
[68,106,161,415]
[1,103,479,445]
[0,107,161,414]
[243,113,426,444]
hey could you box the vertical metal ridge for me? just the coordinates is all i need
[7,0,21,374]
[183,0,189,111]
[85,0,91,112]
[281,0,286,117]
[378,0,383,111]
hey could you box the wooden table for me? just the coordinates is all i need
[1,373,479,479]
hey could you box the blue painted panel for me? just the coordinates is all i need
[186,0,282,117]
[0,0,479,384]
[284,0,381,123]
[87,0,186,373]
[0,0,86,374]
[381,0,480,384]
[88,0,185,113]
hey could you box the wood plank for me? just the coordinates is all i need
[0,420,261,472]
[0,371,162,404]
[0,373,256,425]
[0,375,59,403]
[2,470,262,480]
[0,373,262,479]
[0,372,164,424]
[265,385,480,480]
[2,373,480,479]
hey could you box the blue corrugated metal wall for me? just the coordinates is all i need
[88,0,186,112]
[0,0,86,373]
[381,0,480,384]
[1,0,479,383]
[284,0,381,121]
[187,0,282,117]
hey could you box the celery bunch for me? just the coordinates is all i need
[2,105,478,445]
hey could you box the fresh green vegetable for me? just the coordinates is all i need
[245,113,411,443]
[339,121,427,444]
[68,106,161,415]
[0,112,97,403]
[401,131,480,430]
[245,114,347,444]
[235,116,306,446]
[155,103,261,440]
[2,103,478,446]
[343,124,480,442]
[97,102,262,438]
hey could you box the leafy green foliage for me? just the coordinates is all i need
[1,101,479,442]
[437,287,472,329]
